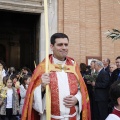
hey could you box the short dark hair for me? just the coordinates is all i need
[107,58,110,64]
[116,56,120,60]
[110,80,120,106]
[50,33,69,45]
[3,76,9,86]
[21,75,31,89]
[10,74,17,80]
[80,63,87,72]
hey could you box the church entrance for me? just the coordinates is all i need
[0,10,40,71]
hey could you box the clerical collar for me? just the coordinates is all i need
[53,56,66,65]
[114,107,120,112]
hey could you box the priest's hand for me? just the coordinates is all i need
[63,95,78,108]
[41,73,50,88]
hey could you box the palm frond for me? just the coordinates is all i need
[112,29,120,33]
[106,29,120,40]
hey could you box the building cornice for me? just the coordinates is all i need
[0,0,44,13]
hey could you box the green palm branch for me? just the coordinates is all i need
[106,29,120,41]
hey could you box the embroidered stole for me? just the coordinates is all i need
[49,56,78,120]
[50,72,78,120]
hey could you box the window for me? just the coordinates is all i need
[86,56,101,65]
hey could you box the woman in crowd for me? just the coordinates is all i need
[22,67,32,76]
[10,75,20,102]
[19,75,31,115]
[80,63,88,77]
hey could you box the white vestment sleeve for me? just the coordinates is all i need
[33,85,46,114]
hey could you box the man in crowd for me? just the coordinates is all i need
[109,64,117,76]
[91,60,110,120]
[103,58,110,73]
[21,33,91,120]
[110,56,120,84]
[108,56,120,113]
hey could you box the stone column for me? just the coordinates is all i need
[39,0,57,62]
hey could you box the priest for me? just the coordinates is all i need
[21,33,91,120]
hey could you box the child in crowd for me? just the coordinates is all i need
[19,75,31,115]
[10,75,18,86]
[106,80,120,120]
[10,75,20,103]
[0,76,19,120]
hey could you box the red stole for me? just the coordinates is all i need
[112,108,120,117]
[49,56,78,120]
[50,71,78,120]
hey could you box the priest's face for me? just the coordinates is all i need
[50,38,69,61]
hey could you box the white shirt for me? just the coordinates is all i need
[1,69,6,80]
[105,107,120,120]
[2,69,6,77]
[91,69,95,74]
[105,114,120,120]
[6,89,13,108]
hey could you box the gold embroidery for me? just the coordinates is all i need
[48,60,79,80]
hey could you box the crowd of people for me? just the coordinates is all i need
[0,33,120,120]
[80,57,120,120]
[0,61,32,120]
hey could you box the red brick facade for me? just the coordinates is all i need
[58,0,120,65]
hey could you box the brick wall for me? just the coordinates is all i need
[101,0,120,63]
[58,0,120,65]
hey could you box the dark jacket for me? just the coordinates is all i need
[110,68,120,85]
[104,65,110,74]
[94,69,110,101]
